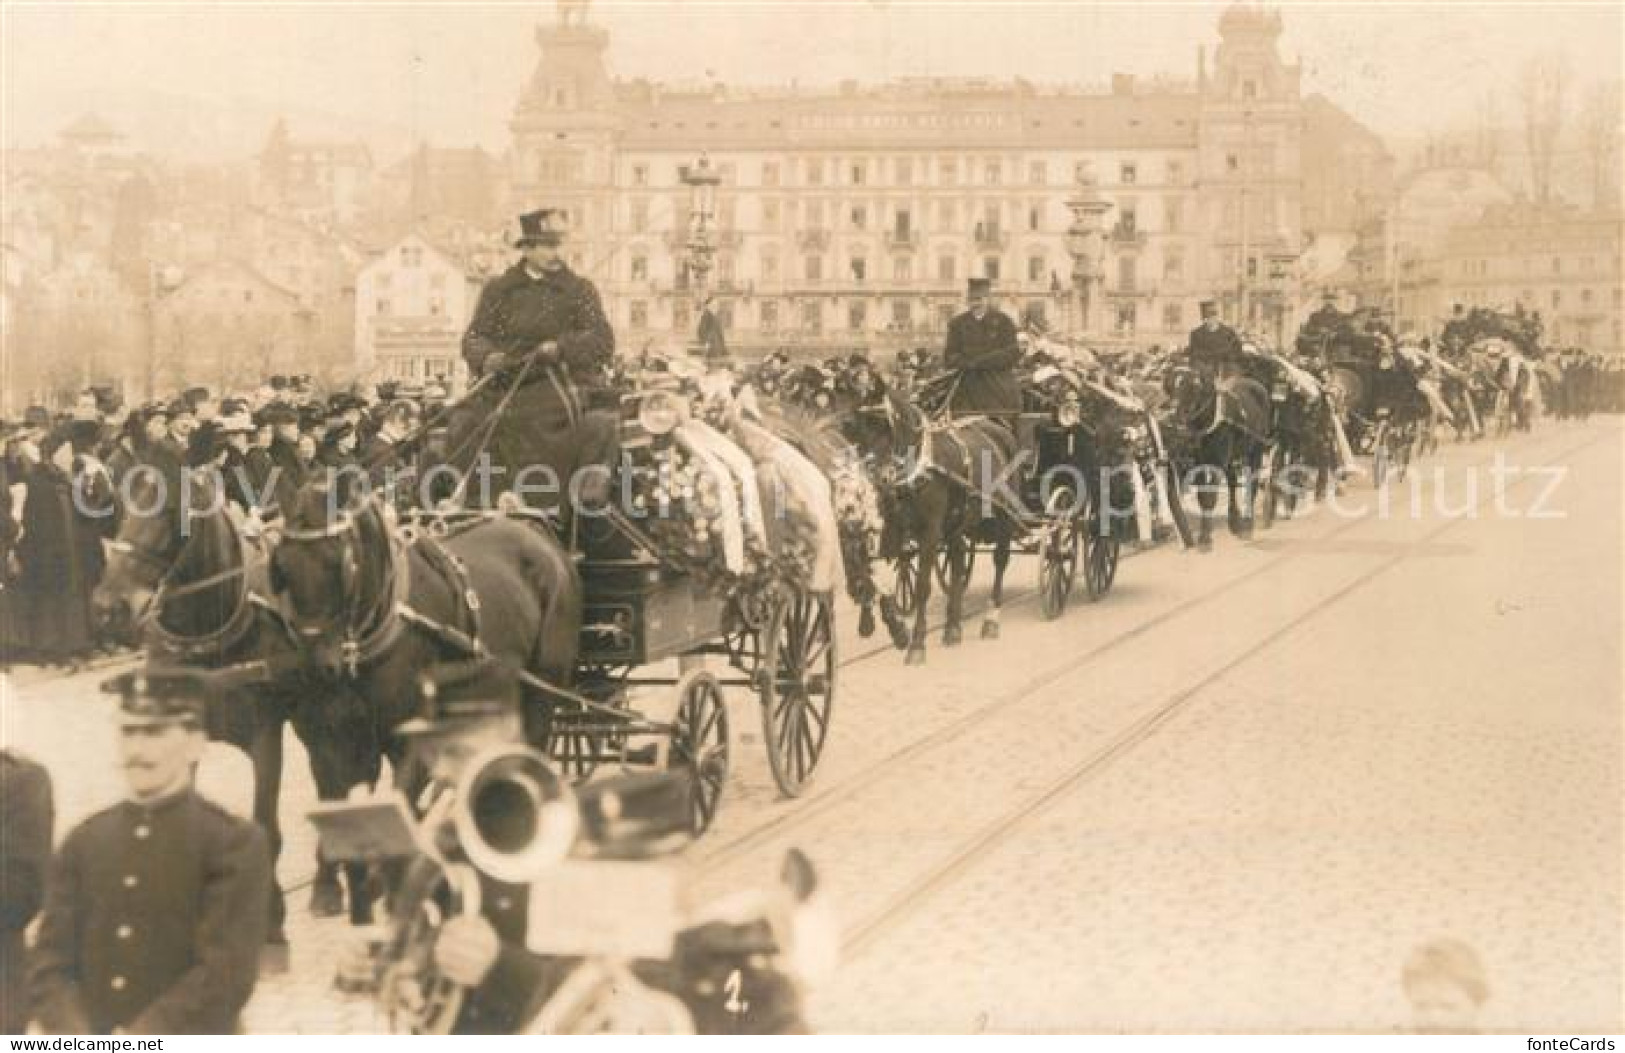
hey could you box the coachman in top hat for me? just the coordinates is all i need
[943,277,1022,419]
[460,209,617,516]
[1188,300,1245,374]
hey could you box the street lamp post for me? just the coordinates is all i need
[1267,251,1297,352]
[1238,109,1255,328]
[1064,169,1113,342]
[679,153,720,345]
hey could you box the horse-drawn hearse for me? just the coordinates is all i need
[1299,324,1432,486]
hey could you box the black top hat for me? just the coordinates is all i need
[103,667,209,726]
[398,659,520,737]
[165,398,196,419]
[270,375,290,390]
[1199,300,1219,316]
[515,209,569,248]
[22,405,51,431]
[966,276,993,295]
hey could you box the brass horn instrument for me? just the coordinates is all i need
[377,744,577,1034]
[451,743,580,885]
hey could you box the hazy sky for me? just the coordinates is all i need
[3,1,1620,155]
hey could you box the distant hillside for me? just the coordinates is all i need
[9,85,426,163]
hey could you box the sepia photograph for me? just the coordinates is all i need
[0,0,1620,1039]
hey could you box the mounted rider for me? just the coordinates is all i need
[459,209,618,521]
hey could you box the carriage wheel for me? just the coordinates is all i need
[1037,484,1081,620]
[890,545,921,617]
[1371,420,1391,488]
[759,590,836,798]
[378,858,477,1035]
[670,670,729,835]
[1396,425,1415,483]
[1161,460,1195,549]
[1418,416,1438,457]
[544,673,630,780]
[1082,484,1120,600]
[1261,444,1285,528]
[546,716,608,780]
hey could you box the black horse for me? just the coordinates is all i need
[269,480,583,919]
[90,461,370,949]
[839,384,1016,664]
[1161,365,1271,550]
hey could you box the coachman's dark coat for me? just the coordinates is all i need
[1188,321,1245,370]
[460,262,615,510]
[943,307,1022,417]
[29,791,270,1035]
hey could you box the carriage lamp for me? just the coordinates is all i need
[638,390,685,436]
[1057,398,1083,428]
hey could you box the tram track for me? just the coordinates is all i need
[277,425,1579,900]
[19,427,1584,912]
[837,427,1608,959]
[687,424,1597,894]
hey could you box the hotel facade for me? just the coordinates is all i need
[500,2,1385,358]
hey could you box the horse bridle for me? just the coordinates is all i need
[106,499,266,657]
[279,498,408,674]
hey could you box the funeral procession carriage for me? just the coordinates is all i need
[877,334,1173,625]
[399,362,840,835]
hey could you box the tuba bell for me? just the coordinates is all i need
[452,743,579,885]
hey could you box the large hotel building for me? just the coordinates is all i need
[503,1,1385,358]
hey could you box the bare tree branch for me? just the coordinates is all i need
[1519,55,1568,204]
[1578,80,1623,211]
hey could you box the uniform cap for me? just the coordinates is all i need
[103,667,209,727]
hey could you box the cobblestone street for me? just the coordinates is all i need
[4,420,1619,1033]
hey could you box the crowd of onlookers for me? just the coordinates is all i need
[0,374,448,669]
[5,337,1625,672]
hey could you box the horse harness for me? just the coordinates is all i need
[281,505,483,677]
[108,503,286,663]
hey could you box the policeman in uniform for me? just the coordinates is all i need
[1188,300,1244,374]
[942,277,1022,421]
[460,209,617,516]
[1,749,52,1034]
[29,669,271,1035]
